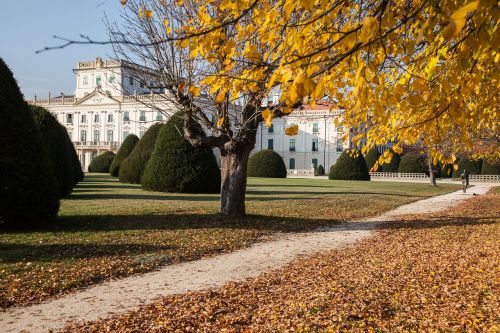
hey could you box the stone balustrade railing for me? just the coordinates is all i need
[370,172,500,182]
[288,169,315,176]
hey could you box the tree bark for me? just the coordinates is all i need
[220,148,251,217]
[428,156,437,187]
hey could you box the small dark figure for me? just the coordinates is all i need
[460,169,469,193]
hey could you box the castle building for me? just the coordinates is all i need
[27,58,349,173]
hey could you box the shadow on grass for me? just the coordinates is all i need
[1,214,495,265]
[0,242,177,263]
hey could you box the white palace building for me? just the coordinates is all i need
[27,58,349,173]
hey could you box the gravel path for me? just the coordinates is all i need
[1,184,494,333]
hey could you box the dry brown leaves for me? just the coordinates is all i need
[62,192,500,333]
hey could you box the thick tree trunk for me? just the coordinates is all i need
[428,156,437,187]
[220,148,251,217]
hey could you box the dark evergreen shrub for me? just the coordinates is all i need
[364,148,381,171]
[0,58,60,225]
[67,138,84,183]
[480,160,500,175]
[142,113,220,193]
[30,105,75,197]
[398,152,428,173]
[316,164,325,176]
[380,149,401,172]
[329,149,370,180]
[119,124,163,184]
[88,151,116,173]
[452,157,482,177]
[109,134,139,177]
[247,150,287,178]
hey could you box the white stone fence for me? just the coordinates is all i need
[370,172,500,182]
[288,169,315,176]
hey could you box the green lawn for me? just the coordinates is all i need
[0,174,459,308]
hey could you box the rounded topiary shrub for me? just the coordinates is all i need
[316,164,325,176]
[142,113,220,193]
[30,105,76,197]
[329,149,370,180]
[109,134,139,177]
[67,138,84,183]
[119,124,163,184]
[88,151,116,173]
[380,149,401,172]
[0,58,60,225]
[247,150,287,178]
[364,148,381,171]
[480,160,500,175]
[452,157,482,178]
[398,152,428,173]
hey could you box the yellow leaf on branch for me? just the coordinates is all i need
[216,117,224,128]
[262,108,274,128]
[442,1,479,40]
[285,125,299,136]
[188,85,200,97]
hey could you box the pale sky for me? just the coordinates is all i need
[0,0,124,99]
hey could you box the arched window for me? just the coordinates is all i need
[289,158,295,169]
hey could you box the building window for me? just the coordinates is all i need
[313,122,319,133]
[156,111,163,121]
[268,139,274,150]
[139,111,146,122]
[312,138,318,151]
[123,131,129,141]
[80,130,87,142]
[108,113,113,122]
[139,130,145,138]
[93,130,100,142]
[66,113,73,124]
[268,124,274,133]
[81,114,87,123]
[312,158,318,169]
[123,111,130,121]
[336,139,343,152]
[94,114,100,123]
[108,74,115,83]
[107,130,113,142]
[96,74,101,86]
[129,76,134,86]
[289,139,296,152]
[289,158,295,169]
[83,76,88,85]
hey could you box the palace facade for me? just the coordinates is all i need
[27,58,349,172]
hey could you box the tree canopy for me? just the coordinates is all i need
[120,0,498,165]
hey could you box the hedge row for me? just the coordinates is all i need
[247,150,287,178]
[0,58,60,226]
[329,149,370,180]
[110,134,139,177]
[88,151,116,173]
[119,123,163,184]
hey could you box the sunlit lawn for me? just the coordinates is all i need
[0,173,459,308]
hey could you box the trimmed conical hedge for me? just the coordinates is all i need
[316,164,325,176]
[329,149,370,180]
[119,124,163,184]
[398,152,428,173]
[380,149,401,172]
[0,58,60,225]
[30,105,78,197]
[247,150,287,178]
[364,148,381,171]
[88,151,116,173]
[480,160,500,175]
[110,134,139,177]
[142,113,220,193]
[452,157,482,178]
